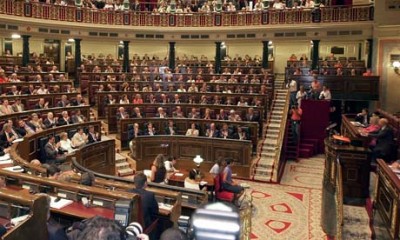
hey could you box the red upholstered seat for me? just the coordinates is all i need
[214,174,234,202]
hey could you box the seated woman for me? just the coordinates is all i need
[185,123,199,137]
[150,154,167,184]
[359,116,381,147]
[184,169,200,190]
[209,156,223,176]
[30,113,45,131]
[59,132,75,154]
[222,159,244,204]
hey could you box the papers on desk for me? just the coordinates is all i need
[350,121,365,128]
[200,181,208,185]
[3,166,23,172]
[158,202,173,211]
[50,196,73,209]
[174,173,184,177]
[143,170,152,178]
[0,154,10,161]
[0,160,13,165]
[12,138,24,144]
[11,215,29,226]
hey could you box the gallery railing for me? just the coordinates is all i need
[0,1,374,28]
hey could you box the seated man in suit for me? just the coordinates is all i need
[34,98,49,110]
[57,111,73,126]
[164,120,177,136]
[363,118,395,162]
[172,106,185,118]
[44,112,58,129]
[116,107,129,121]
[45,135,66,165]
[245,108,259,122]
[70,94,85,106]
[0,123,17,148]
[188,107,200,119]
[355,108,370,126]
[219,123,233,139]
[144,122,156,136]
[57,95,70,108]
[16,119,37,137]
[156,107,167,118]
[233,127,248,140]
[216,109,228,121]
[87,125,100,143]
[12,98,24,113]
[206,123,219,138]
[132,107,143,118]
[71,110,87,124]
[129,173,159,229]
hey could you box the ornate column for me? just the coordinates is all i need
[262,40,269,69]
[367,39,373,69]
[168,42,176,70]
[215,42,222,74]
[21,35,31,67]
[74,39,82,85]
[311,40,320,70]
[123,40,130,73]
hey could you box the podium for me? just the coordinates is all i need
[324,138,371,201]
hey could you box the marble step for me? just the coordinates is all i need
[116,162,130,169]
[264,139,278,145]
[118,168,134,177]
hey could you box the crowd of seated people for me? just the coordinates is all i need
[128,120,250,144]
[31,0,332,12]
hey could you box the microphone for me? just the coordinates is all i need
[325,123,337,132]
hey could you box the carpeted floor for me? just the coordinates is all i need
[239,156,327,239]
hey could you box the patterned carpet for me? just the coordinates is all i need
[239,156,327,239]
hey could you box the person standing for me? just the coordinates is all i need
[290,104,302,144]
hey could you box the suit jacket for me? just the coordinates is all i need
[71,114,86,124]
[57,101,69,108]
[34,103,47,110]
[45,142,59,161]
[44,118,57,129]
[369,127,395,155]
[164,126,177,135]
[57,117,73,126]
[0,132,13,148]
[128,129,141,141]
[47,218,68,240]
[216,114,228,121]
[245,114,260,122]
[129,188,159,228]
[132,112,143,118]
[206,129,220,138]
[116,112,129,121]
[70,99,84,106]
[88,132,100,143]
[12,103,24,112]
[16,122,36,137]
[188,112,200,119]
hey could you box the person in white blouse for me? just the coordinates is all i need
[319,86,332,100]
[209,157,224,176]
[185,123,199,137]
[71,128,88,148]
[273,0,285,9]
[184,169,200,190]
[59,132,75,154]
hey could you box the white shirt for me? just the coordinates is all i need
[60,139,75,153]
[288,80,297,93]
[209,163,220,175]
[184,178,200,190]
[319,90,332,100]
[164,161,176,172]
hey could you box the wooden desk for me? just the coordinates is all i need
[0,188,48,240]
[374,159,400,240]
[324,138,370,201]
[168,170,214,188]
[341,114,370,147]
[132,135,252,178]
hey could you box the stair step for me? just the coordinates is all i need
[118,168,134,176]
[116,162,130,168]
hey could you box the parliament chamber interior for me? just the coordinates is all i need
[0,0,399,239]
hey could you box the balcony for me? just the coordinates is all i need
[0,1,374,28]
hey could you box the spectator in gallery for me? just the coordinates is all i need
[44,112,58,129]
[287,79,298,106]
[363,69,373,76]
[150,154,167,183]
[188,107,200,119]
[57,111,73,126]
[16,119,37,136]
[219,123,233,139]
[71,110,87,124]
[172,106,185,118]
[234,127,248,140]
[216,109,228,121]
[120,94,130,104]
[310,78,321,99]
[132,107,143,118]
[319,86,332,100]
[30,113,45,131]
[87,125,101,143]
[59,132,75,154]
[203,108,212,120]
[0,100,14,115]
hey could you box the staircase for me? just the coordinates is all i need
[116,153,134,177]
[252,89,290,183]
